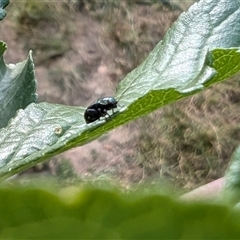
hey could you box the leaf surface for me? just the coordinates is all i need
[0,42,37,128]
[0,0,9,20]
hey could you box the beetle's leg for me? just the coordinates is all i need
[104,112,112,121]
[111,105,118,114]
[98,108,108,117]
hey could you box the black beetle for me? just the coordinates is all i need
[84,97,118,124]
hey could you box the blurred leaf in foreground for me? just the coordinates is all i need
[1,0,240,179]
[0,185,240,239]
[222,145,240,205]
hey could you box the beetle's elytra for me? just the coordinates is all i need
[84,97,118,124]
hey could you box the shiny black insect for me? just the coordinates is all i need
[84,97,118,124]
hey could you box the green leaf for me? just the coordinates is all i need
[207,48,240,86]
[1,0,240,178]
[0,185,240,239]
[0,0,9,20]
[0,42,37,129]
[222,145,240,205]
[0,103,84,178]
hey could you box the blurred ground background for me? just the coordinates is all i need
[1,0,240,191]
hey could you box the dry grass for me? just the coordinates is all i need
[9,2,72,64]
[134,76,240,189]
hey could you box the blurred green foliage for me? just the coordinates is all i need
[0,185,240,239]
